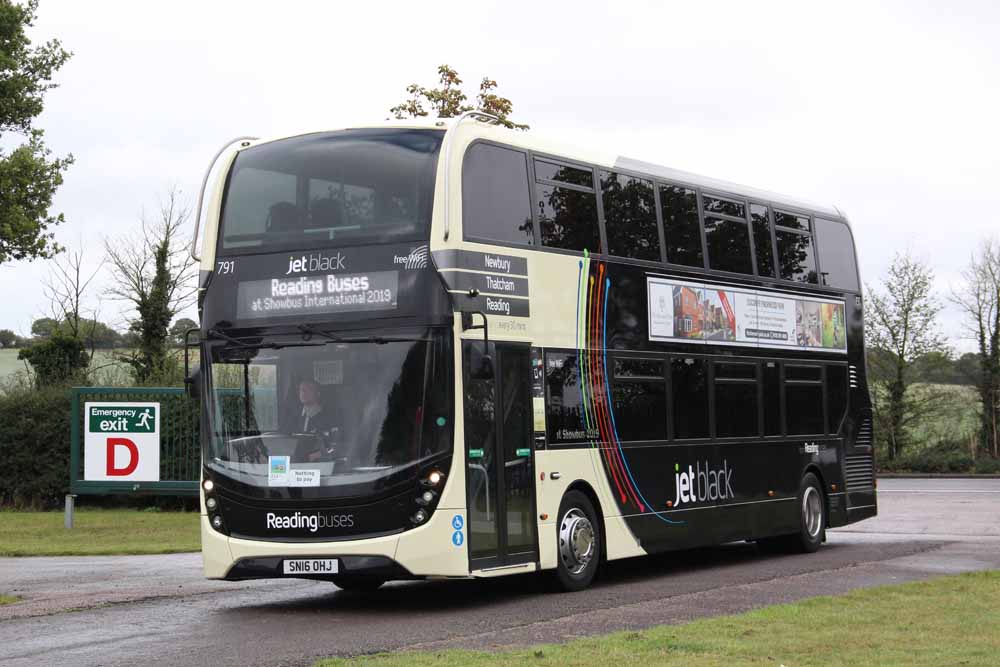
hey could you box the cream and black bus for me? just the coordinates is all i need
[191,113,875,591]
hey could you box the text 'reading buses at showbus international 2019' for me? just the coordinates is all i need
[191,117,874,592]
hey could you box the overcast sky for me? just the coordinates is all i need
[3,0,997,350]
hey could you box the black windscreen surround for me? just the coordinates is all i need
[671,357,710,439]
[219,129,442,254]
[601,172,659,261]
[463,143,534,245]
[815,218,860,291]
[659,185,703,267]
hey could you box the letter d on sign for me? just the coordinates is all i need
[106,438,139,476]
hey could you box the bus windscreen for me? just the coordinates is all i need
[218,129,443,254]
[206,328,452,498]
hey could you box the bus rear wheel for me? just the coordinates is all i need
[553,490,601,592]
[332,576,385,592]
[792,472,825,553]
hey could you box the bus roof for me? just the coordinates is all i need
[246,117,850,225]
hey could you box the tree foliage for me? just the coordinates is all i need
[0,329,17,347]
[389,64,528,130]
[0,0,73,264]
[18,331,88,386]
[952,238,1000,457]
[865,253,947,459]
[105,189,197,383]
[169,317,198,347]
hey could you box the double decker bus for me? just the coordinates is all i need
[192,113,875,592]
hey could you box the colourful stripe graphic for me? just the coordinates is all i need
[573,259,683,525]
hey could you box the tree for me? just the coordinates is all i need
[169,317,198,347]
[865,253,948,459]
[30,316,58,338]
[389,64,529,130]
[41,244,103,340]
[0,0,73,265]
[105,189,198,383]
[0,329,17,348]
[952,239,1000,458]
[18,332,88,386]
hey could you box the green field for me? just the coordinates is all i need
[0,348,196,388]
[317,571,1000,667]
[0,510,200,556]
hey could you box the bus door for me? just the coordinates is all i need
[463,342,538,570]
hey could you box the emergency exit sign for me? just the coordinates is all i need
[84,402,161,481]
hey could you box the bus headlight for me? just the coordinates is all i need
[203,479,214,492]
[411,509,428,525]
[206,497,217,511]
[422,470,443,488]
[211,515,223,530]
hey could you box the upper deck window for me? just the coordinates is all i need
[774,211,818,284]
[600,171,659,261]
[750,204,775,278]
[660,185,704,268]
[218,129,443,255]
[534,159,600,253]
[704,196,753,275]
[815,218,859,291]
[463,143,534,246]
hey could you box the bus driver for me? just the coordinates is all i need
[293,378,338,463]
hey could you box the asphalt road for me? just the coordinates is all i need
[1,478,998,667]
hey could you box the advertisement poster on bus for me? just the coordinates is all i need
[647,277,846,353]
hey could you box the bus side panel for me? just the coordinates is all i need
[534,448,646,569]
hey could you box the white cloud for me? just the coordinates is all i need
[1,0,997,351]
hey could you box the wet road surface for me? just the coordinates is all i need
[1,478,998,666]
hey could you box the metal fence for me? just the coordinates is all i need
[69,387,200,497]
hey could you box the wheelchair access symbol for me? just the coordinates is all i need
[451,514,464,547]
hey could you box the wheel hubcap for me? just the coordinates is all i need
[803,486,823,538]
[559,508,594,575]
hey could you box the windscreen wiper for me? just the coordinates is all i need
[297,324,345,343]
[207,328,311,350]
[297,324,432,345]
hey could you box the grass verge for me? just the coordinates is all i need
[316,570,1000,667]
[0,594,20,605]
[0,510,200,556]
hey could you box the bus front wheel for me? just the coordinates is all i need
[553,490,601,592]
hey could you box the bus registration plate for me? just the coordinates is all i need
[283,559,338,575]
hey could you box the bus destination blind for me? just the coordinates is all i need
[236,270,399,320]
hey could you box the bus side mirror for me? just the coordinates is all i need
[185,366,202,401]
[184,327,202,400]
[461,311,494,380]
